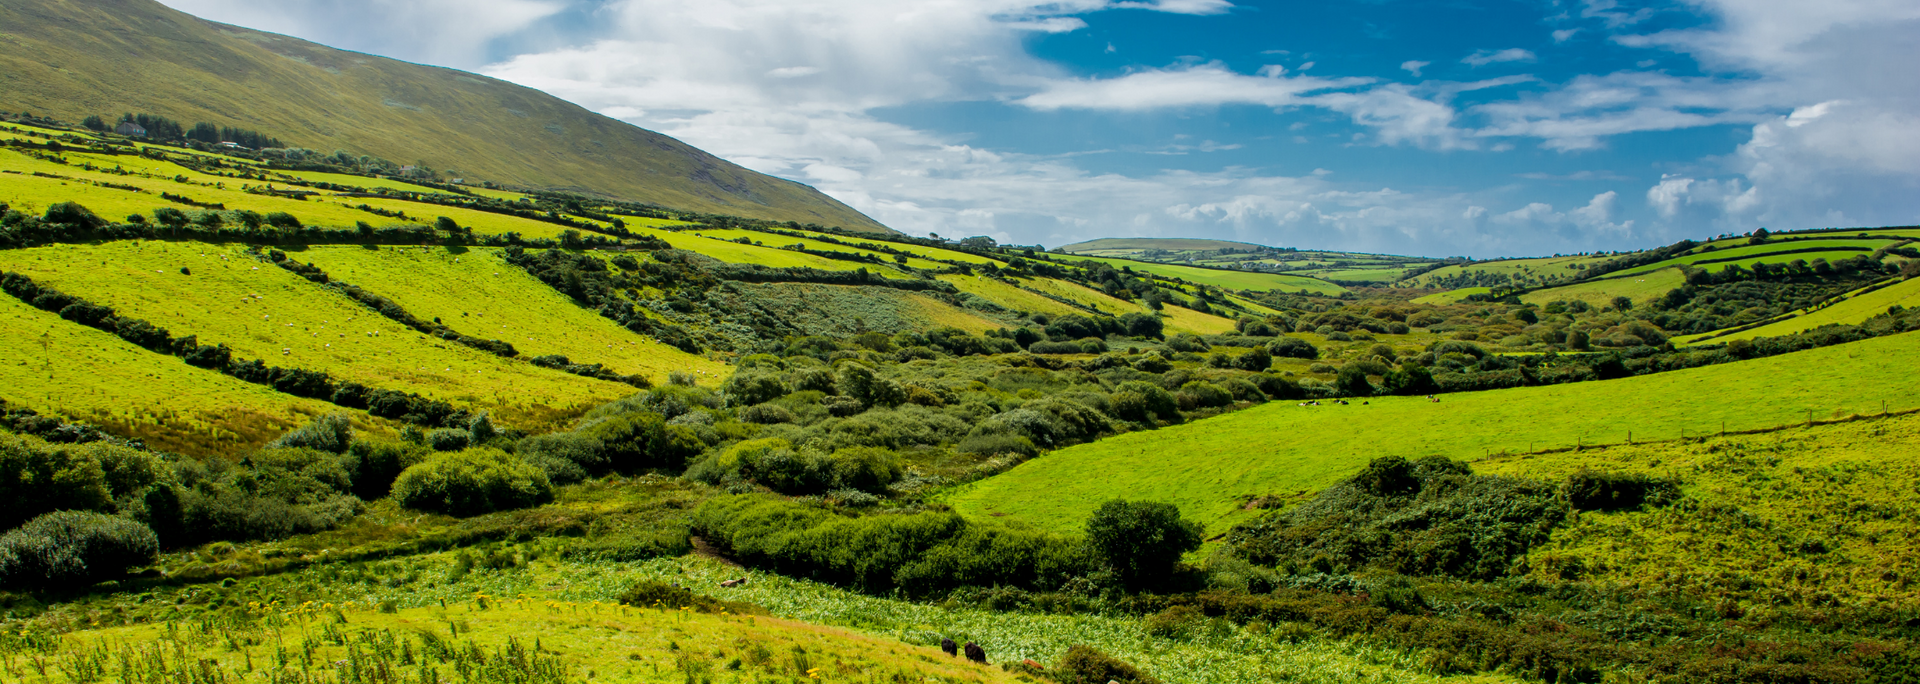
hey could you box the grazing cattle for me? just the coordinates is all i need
[964,642,986,663]
[940,638,957,657]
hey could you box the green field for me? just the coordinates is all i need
[947,330,1920,536]
[299,245,729,384]
[1047,254,1348,295]
[0,293,369,454]
[1609,238,1894,277]
[1521,266,1689,308]
[1676,276,1920,345]
[1401,255,1616,290]
[1475,411,1920,608]
[0,241,638,431]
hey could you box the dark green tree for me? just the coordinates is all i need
[1085,500,1203,592]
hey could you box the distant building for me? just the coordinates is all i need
[115,121,147,137]
[399,165,416,173]
[218,141,247,150]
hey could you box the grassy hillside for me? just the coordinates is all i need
[1057,238,1437,284]
[1676,276,1920,345]
[1519,266,1688,308]
[0,0,886,232]
[0,293,364,453]
[1047,253,1347,295]
[1479,411,1920,608]
[0,241,639,431]
[298,245,729,383]
[946,330,1920,536]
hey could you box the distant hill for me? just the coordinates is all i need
[1058,237,1269,253]
[1058,237,1441,285]
[0,0,888,232]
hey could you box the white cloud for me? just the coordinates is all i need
[1016,64,1362,111]
[1112,0,1235,15]
[1647,175,1693,218]
[1400,60,1429,77]
[156,0,564,68]
[1553,28,1581,42]
[1461,48,1537,66]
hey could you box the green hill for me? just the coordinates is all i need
[0,0,887,232]
[945,330,1920,536]
[1059,237,1272,253]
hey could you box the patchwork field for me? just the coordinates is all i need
[1048,254,1348,295]
[0,241,639,430]
[0,294,365,454]
[1677,276,1920,345]
[1522,266,1689,308]
[299,245,728,383]
[947,331,1920,536]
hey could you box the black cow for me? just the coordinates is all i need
[940,638,957,657]
[963,642,986,663]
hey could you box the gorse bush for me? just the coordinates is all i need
[691,495,1093,597]
[392,449,553,517]
[0,432,117,530]
[265,413,354,453]
[1228,456,1569,580]
[0,510,157,590]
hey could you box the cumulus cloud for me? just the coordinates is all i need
[1461,48,1537,66]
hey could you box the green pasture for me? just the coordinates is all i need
[939,273,1092,318]
[1012,275,1146,317]
[300,245,729,384]
[1047,254,1348,295]
[1677,276,1920,346]
[782,228,1006,265]
[1522,267,1688,308]
[946,330,1920,536]
[688,227,947,269]
[1609,238,1893,278]
[1401,255,1615,289]
[0,149,585,239]
[1479,411,1920,608]
[0,241,638,431]
[628,225,886,272]
[0,293,368,455]
[729,282,1006,335]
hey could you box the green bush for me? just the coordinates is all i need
[1175,381,1233,410]
[516,432,606,484]
[956,432,1038,458]
[1564,469,1677,512]
[616,579,759,613]
[1267,337,1319,359]
[392,449,553,517]
[266,413,354,453]
[0,511,157,590]
[1085,500,1203,592]
[1228,456,1567,580]
[1051,644,1162,684]
[1112,381,1178,422]
[0,432,114,530]
[583,411,702,472]
[344,439,427,500]
[425,428,471,451]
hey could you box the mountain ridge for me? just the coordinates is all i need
[0,0,889,232]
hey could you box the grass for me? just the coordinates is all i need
[1477,411,1920,609]
[1521,266,1688,308]
[13,549,1510,684]
[946,330,1920,536]
[938,274,1090,319]
[1156,303,1238,335]
[0,292,366,455]
[728,283,1006,335]
[1412,287,1490,304]
[1608,238,1894,278]
[1,0,886,231]
[1011,276,1143,317]
[299,245,730,384]
[1046,254,1348,295]
[0,241,639,431]
[691,228,949,269]
[1676,276,1920,345]
[0,148,586,240]
[1401,255,1617,290]
[24,587,1025,684]
[636,226,885,272]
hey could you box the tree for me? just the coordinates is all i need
[1610,296,1633,311]
[1085,500,1203,591]
[81,115,107,132]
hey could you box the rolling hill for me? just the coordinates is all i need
[0,0,888,232]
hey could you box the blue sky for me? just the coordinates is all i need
[160,0,1920,257]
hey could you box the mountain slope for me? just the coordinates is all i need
[0,0,888,232]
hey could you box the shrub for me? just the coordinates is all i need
[739,403,795,424]
[1052,644,1162,684]
[345,439,426,499]
[956,433,1038,458]
[1165,334,1209,353]
[1267,337,1319,359]
[266,413,353,453]
[583,411,700,472]
[827,447,902,493]
[1085,500,1203,592]
[1564,469,1677,512]
[1028,340,1086,355]
[0,433,113,530]
[0,511,158,590]
[617,579,758,613]
[425,428,471,451]
[42,202,105,229]
[392,449,553,516]
[1175,381,1233,410]
[724,372,788,407]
